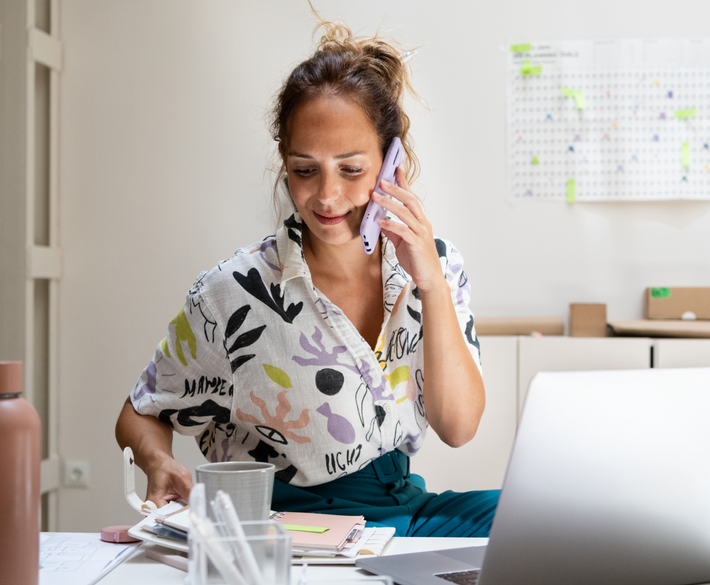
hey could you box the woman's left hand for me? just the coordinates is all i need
[374,167,444,293]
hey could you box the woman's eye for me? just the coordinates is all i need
[293,168,315,177]
[342,167,363,175]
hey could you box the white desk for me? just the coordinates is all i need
[99,537,487,584]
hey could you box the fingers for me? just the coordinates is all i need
[146,460,194,508]
[377,168,428,226]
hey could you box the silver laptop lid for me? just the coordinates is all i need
[480,367,710,585]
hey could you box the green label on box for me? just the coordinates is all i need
[651,287,671,298]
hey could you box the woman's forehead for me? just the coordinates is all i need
[287,97,380,156]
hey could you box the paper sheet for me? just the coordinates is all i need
[508,38,710,201]
[39,533,139,585]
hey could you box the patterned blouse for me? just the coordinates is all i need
[131,213,481,487]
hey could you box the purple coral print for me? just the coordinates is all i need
[133,360,157,402]
[449,246,470,307]
[358,359,393,402]
[400,432,421,455]
[209,439,234,463]
[292,326,360,373]
[316,403,356,444]
[256,239,281,273]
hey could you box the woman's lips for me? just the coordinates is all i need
[313,211,349,225]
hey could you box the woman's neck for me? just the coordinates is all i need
[301,227,381,280]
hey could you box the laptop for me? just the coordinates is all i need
[358,367,710,585]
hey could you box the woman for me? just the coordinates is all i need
[116,17,499,537]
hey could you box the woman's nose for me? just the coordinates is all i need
[317,171,340,202]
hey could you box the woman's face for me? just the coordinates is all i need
[285,96,383,249]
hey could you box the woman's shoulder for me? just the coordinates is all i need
[429,235,466,275]
[190,234,283,298]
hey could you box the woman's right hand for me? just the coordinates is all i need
[116,397,193,508]
[145,453,194,508]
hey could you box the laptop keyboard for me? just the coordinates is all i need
[434,569,481,584]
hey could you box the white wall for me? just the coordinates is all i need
[57,0,710,530]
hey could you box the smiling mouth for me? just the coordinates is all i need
[313,211,350,225]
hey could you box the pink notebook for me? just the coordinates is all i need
[276,512,365,552]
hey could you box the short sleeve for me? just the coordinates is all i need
[130,276,234,437]
[438,239,482,375]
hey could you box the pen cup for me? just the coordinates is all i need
[198,520,291,585]
[195,462,275,522]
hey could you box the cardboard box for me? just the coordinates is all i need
[475,316,564,336]
[569,304,607,337]
[644,287,710,320]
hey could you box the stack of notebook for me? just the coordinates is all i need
[129,505,395,564]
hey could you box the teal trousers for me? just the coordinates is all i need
[272,450,499,537]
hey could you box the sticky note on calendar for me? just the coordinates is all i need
[681,142,690,167]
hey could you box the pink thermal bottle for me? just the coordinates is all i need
[0,362,41,585]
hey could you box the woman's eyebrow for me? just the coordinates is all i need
[288,151,367,159]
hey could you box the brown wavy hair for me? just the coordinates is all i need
[270,13,421,209]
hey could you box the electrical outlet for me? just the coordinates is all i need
[63,459,90,488]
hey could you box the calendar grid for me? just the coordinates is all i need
[508,40,710,201]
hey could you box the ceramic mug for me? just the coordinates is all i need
[195,461,275,521]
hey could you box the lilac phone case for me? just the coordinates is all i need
[360,137,404,254]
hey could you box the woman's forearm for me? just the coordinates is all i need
[420,280,485,448]
[116,398,175,475]
[115,398,193,505]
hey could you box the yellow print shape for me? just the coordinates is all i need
[165,308,197,366]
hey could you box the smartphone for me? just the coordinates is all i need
[360,137,404,254]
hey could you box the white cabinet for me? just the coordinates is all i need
[518,337,653,416]
[412,336,655,493]
[411,336,518,492]
[653,339,710,368]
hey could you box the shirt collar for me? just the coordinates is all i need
[277,211,310,283]
[276,211,411,289]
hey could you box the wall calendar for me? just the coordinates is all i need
[508,39,710,201]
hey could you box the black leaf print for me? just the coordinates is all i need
[407,305,421,323]
[225,305,250,338]
[284,214,303,247]
[231,354,256,373]
[375,405,386,427]
[233,268,303,323]
[224,304,264,370]
[227,325,266,354]
[199,429,212,456]
[159,399,231,428]
[407,305,423,341]
[435,238,447,258]
[465,316,481,358]
[248,439,279,462]
[274,465,298,484]
[412,287,421,300]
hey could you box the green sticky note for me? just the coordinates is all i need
[521,60,542,76]
[675,108,696,119]
[573,91,586,110]
[510,43,532,53]
[682,142,690,167]
[532,155,539,165]
[566,179,576,203]
[561,87,585,110]
[651,288,671,299]
[283,524,330,534]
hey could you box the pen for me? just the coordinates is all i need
[212,491,263,585]
[191,513,249,585]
